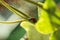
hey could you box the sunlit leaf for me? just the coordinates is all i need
[35,2,53,34]
[20,21,34,31]
[21,21,49,40]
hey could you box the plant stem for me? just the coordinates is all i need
[0,0,31,20]
[25,0,43,9]
[0,20,26,24]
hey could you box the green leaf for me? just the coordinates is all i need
[35,5,53,34]
[50,29,60,40]
[51,15,60,25]
[7,24,26,40]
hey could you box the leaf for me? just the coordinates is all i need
[55,8,60,18]
[21,21,49,40]
[7,24,26,40]
[51,15,60,25]
[20,21,34,31]
[35,3,53,34]
[50,29,60,40]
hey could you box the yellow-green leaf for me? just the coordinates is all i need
[35,6,53,34]
[20,21,34,31]
[51,15,60,25]
[55,8,60,17]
